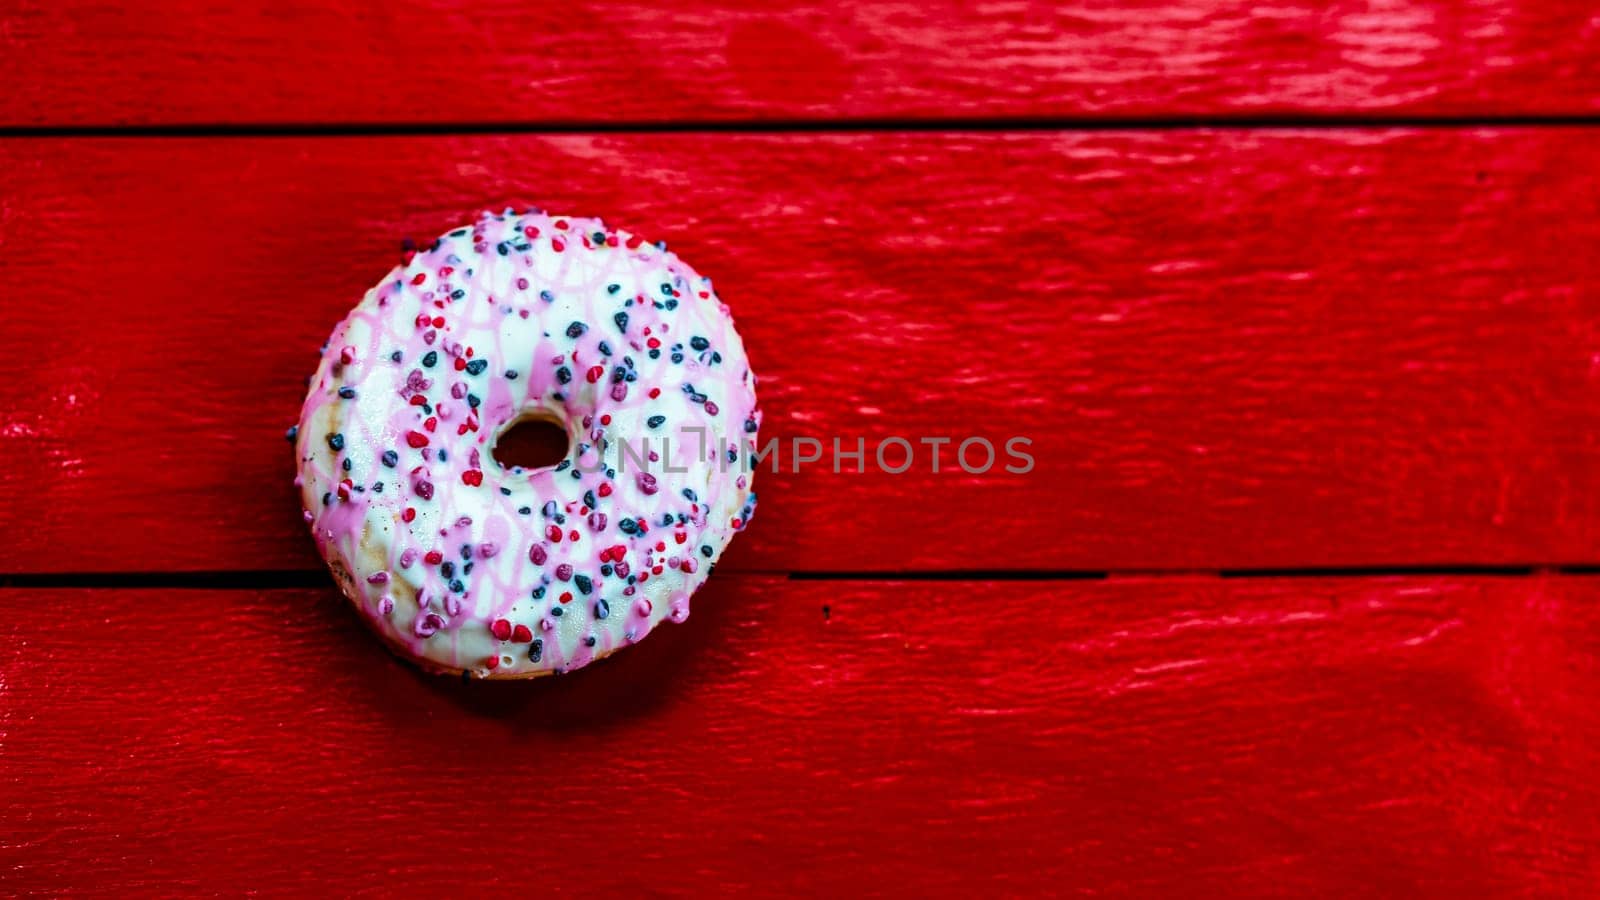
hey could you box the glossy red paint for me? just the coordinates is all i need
[3,1,1600,124]
[3,131,1599,574]
[4,576,1599,894]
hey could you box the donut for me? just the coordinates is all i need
[292,209,760,678]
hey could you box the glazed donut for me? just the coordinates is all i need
[293,210,760,678]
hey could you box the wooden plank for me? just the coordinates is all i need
[3,575,1598,893]
[3,1,1599,126]
[2,130,1598,574]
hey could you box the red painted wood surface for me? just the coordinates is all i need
[4,576,1598,894]
[3,130,1598,573]
[3,1,1599,126]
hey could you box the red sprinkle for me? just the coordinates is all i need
[512,623,533,642]
[405,431,429,448]
[490,619,512,640]
[425,550,444,565]
[411,273,426,285]
[461,470,483,486]
[402,507,416,523]
[546,525,563,542]
[560,592,573,604]
[586,366,604,384]
[597,483,613,498]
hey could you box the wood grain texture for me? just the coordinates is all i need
[3,575,1598,894]
[3,0,1599,126]
[3,130,1599,574]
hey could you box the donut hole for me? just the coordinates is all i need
[491,413,571,472]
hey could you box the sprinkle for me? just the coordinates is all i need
[422,350,438,368]
[326,433,345,451]
[647,415,665,428]
[405,431,429,448]
[512,623,533,642]
[414,613,443,638]
[285,425,298,442]
[382,450,398,467]
[567,322,587,338]
[338,386,357,399]
[530,545,548,565]
[637,472,659,495]
[461,469,483,486]
[491,619,512,640]
[465,359,488,376]
[367,572,389,584]
[594,598,609,620]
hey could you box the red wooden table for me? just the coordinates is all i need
[4,2,1600,895]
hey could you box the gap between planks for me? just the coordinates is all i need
[4,565,1599,590]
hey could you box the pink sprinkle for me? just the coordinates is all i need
[366,572,389,584]
[378,596,395,616]
[399,550,416,568]
[479,542,498,559]
[339,346,355,365]
[414,613,443,638]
